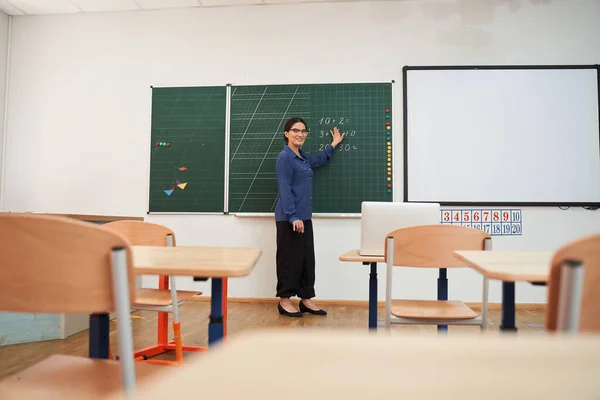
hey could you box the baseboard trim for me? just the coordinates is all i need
[189,296,545,311]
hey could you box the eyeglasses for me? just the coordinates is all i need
[290,128,309,134]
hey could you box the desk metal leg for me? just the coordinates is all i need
[437,268,448,332]
[89,313,110,359]
[222,278,228,337]
[367,262,378,330]
[209,278,224,346]
[501,281,517,332]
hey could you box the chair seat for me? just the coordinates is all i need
[0,354,167,400]
[391,299,478,320]
[134,288,202,307]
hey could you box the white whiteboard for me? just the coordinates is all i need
[403,66,600,205]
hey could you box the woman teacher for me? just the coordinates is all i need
[274,117,345,317]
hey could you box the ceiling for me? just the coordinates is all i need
[0,0,395,16]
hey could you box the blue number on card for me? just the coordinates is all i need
[512,223,522,234]
[473,223,482,230]
[511,210,521,222]
[502,223,511,234]
[492,223,502,234]
[483,223,491,234]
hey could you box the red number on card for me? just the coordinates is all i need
[454,213,460,221]
[473,212,480,222]
[463,213,470,221]
[493,211,500,221]
[483,211,489,221]
[443,212,450,222]
[503,211,509,221]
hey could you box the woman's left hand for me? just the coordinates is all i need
[330,127,346,148]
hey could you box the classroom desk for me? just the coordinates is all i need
[454,250,552,332]
[88,245,262,359]
[0,212,144,347]
[339,250,385,329]
[128,329,600,399]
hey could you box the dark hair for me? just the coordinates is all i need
[283,117,308,144]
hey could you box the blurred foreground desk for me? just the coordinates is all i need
[0,212,143,346]
[130,330,600,399]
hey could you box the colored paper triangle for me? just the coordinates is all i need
[177,182,187,190]
[164,189,174,196]
[178,167,187,171]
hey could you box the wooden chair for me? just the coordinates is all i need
[103,221,202,365]
[0,213,164,399]
[545,232,600,333]
[384,224,491,331]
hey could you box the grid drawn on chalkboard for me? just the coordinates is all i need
[308,83,392,213]
[228,85,311,213]
[148,86,226,212]
[228,83,392,214]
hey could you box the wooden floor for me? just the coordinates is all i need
[0,300,545,379]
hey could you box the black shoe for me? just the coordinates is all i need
[278,302,303,318]
[299,301,327,316]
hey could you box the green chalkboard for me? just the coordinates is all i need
[228,83,393,214]
[148,82,393,214]
[148,86,226,212]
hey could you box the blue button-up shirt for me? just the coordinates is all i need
[274,144,335,223]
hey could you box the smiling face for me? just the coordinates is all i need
[285,122,308,148]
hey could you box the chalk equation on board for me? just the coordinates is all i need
[441,209,522,236]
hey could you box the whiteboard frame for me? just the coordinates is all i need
[402,64,600,208]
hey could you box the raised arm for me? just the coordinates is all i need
[276,154,298,223]
[308,127,346,169]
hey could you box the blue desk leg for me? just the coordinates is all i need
[437,268,448,332]
[501,281,517,332]
[208,277,224,346]
[366,262,378,330]
[89,313,110,358]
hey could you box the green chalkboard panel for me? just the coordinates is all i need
[228,83,393,214]
[148,86,226,212]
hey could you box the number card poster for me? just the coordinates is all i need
[441,209,522,236]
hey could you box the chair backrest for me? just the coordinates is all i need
[545,233,600,333]
[384,224,491,268]
[103,220,176,247]
[0,213,135,314]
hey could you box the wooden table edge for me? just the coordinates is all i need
[339,249,385,263]
[454,252,550,282]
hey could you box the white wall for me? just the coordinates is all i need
[3,0,600,304]
[0,11,9,204]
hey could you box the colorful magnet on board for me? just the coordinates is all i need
[386,126,390,130]
[387,184,392,188]
[386,122,390,126]
[167,143,171,147]
[385,109,389,113]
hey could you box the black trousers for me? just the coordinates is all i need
[275,219,316,299]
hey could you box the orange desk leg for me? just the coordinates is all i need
[133,274,207,362]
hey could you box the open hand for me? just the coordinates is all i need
[330,127,346,148]
[292,220,304,233]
